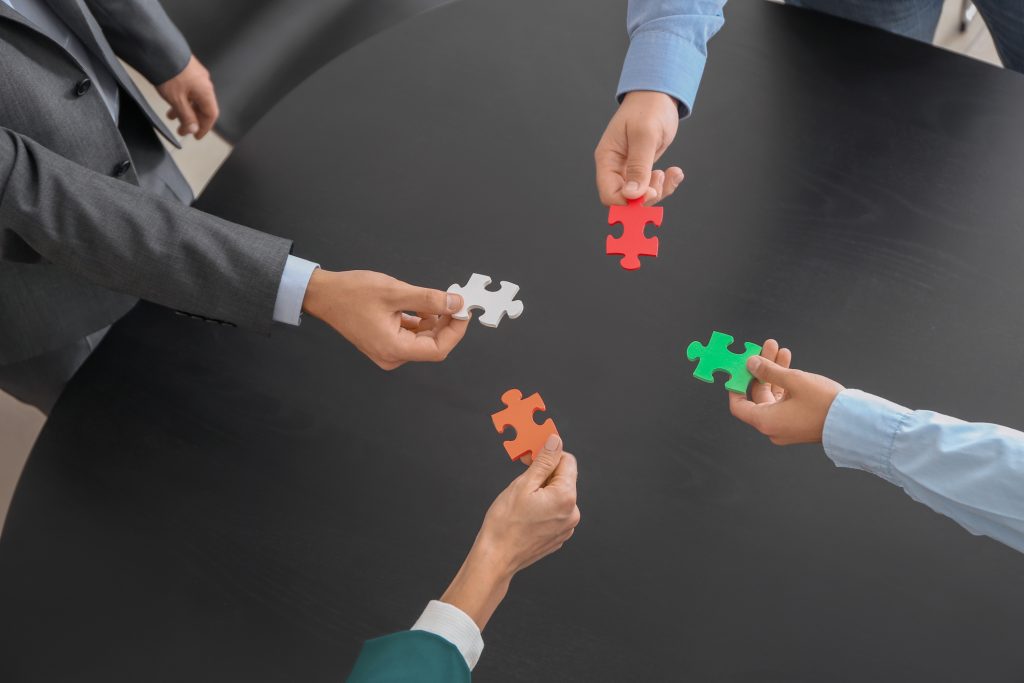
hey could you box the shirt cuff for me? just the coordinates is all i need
[822,389,913,485]
[272,255,319,326]
[616,29,710,118]
[411,600,484,671]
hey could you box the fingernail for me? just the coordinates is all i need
[186,123,199,135]
[624,181,640,194]
[446,293,461,312]
[543,433,560,452]
[747,356,761,371]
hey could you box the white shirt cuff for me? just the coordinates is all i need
[411,600,484,671]
[822,389,912,485]
[272,255,319,326]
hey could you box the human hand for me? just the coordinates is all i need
[595,90,683,206]
[301,269,469,370]
[728,339,845,445]
[441,434,579,630]
[475,434,580,575]
[156,55,219,139]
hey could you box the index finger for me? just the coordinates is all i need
[728,391,761,429]
[193,88,219,139]
[394,316,468,362]
[595,148,626,206]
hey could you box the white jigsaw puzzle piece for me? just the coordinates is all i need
[447,273,524,328]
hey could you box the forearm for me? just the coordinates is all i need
[395,538,511,674]
[440,539,513,632]
[346,552,497,679]
[0,127,290,332]
[84,0,190,83]
[346,545,506,680]
[823,389,1024,553]
[619,0,727,116]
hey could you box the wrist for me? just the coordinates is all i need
[300,267,328,318]
[624,89,679,111]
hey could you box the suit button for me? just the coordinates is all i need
[113,160,132,177]
[74,78,92,97]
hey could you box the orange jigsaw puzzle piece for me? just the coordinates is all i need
[491,388,559,461]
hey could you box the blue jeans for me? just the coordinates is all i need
[788,0,1024,73]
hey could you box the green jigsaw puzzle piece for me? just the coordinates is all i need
[686,331,763,394]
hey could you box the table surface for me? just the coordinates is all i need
[5,0,1024,680]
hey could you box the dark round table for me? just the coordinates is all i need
[4,0,1024,680]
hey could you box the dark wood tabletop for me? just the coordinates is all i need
[4,0,1024,680]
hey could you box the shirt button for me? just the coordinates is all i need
[74,78,92,97]
[113,160,132,177]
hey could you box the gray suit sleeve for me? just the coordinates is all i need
[84,0,191,84]
[0,127,292,334]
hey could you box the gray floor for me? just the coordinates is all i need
[0,1,1004,534]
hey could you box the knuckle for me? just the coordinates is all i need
[385,282,406,302]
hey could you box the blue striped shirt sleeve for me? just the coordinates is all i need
[617,0,727,117]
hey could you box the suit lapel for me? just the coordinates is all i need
[0,2,37,30]
[40,0,180,147]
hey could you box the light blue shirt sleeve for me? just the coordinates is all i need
[823,388,1024,554]
[617,0,727,117]
[272,255,319,326]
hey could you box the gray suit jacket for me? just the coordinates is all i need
[0,0,293,365]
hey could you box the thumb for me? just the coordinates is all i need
[747,356,796,390]
[393,283,463,315]
[524,433,562,487]
[622,127,658,199]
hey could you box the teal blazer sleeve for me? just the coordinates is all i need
[346,631,471,683]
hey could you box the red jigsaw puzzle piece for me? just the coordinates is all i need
[607,197,663,271]
[491,388,558,461]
